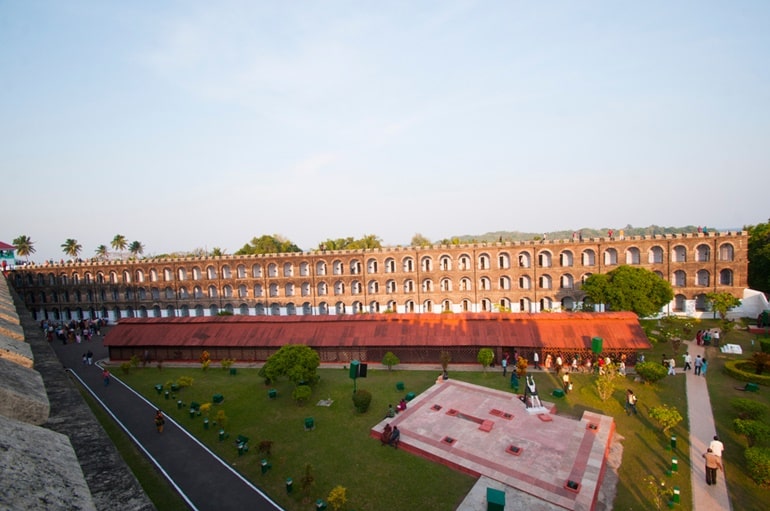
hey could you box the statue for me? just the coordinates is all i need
[524,375,542,409]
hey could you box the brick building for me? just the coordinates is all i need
[9,231,747,322]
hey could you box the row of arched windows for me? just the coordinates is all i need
[20,242,737,287]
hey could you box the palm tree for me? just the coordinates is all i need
[95,245,109,260]
[129,241,145,259]
[111,234,128,259]
[210,247,225,257]
[61,239,82,259]
[12,235,35,261]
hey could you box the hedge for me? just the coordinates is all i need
[745,447,770,486]
[723,360,770,386]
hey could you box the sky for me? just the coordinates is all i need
[1,1,769,262]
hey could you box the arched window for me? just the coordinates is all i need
[459,277,472,291]
[333,260,344,275]
[221,265,232,278]
[237,265,247,278]
[283,262,293,277]
[649,246,664,264]
[206,266,217,279]
[421,256,433,272]
[334,281,345,295]
[719,244,734,261]
[697,270,710,287]
[385,258,396,273]
[440,278,452,291]
[316,261,327,275]
[625,247,641,265]
[498,253,511,269]
[422,279,434,292]
[673,270,687,287]
[519,276,531,290]
[440,255,452,271]
[672,246,687,263]
[403,257,415,272]
[350,260,362,274]
[696,244,711,262]
[560,274,574,289]
[582,250,596,266]
[317,282,329,296]
[285,283,294,296]
[719,269,733,286]
[559,251,574,267]
[478,254,490,270]
[403,280,415,293]
[299,262,309,276]
[538,251,552,267]
[268,263,278,277]
[367,258,378,273]
[603,248,618,266]
[479,277,491,291]
[208,285,218,298]
[252,264,262,278]
[518,252,531,268]
[539,275,552,289]
[499,276,511,290]
[192,267,202,280]
[177,268,187,281]
[459,254,471,270]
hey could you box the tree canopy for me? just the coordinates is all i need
[747,219,770,295]
[581,265,674,317]
[706,291,742,320]
[12,235,35,259]
[317,235,383,251]
[61,239,82,259]
[235,234,301,255]
[260,344,320,385]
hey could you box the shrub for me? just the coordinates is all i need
[724,360,770,386]
[220,358,235,370]
[176,376,194,388]
[352,389,372,413]
[745,447,770,486]
[734,419,770,447]
[635,361,668,384]
[753,352,770,374]
[731,398,769,420]
[477,348,494,371]
[440,351,452,371]
[120,361,132,375]
[760,339,770,354]
[382,352,400,371]
[649,404,683,435]
[328,485,347,511]
[595,363,619,401]
[292,384,312,405]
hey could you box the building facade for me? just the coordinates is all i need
[9,231,748,323]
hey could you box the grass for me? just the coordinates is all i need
[701,325,770,510]
[108,319,770,510]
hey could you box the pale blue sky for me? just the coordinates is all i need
[2,1,768,261]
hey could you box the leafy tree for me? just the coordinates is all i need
[581,265,673,317]
[411,233,432,247]
[12,235,35,260]
[261,344,320,385]
[129,241,144,258]
[111,234,128,259]
[235,234,301,255]
[747,219,770,295]
[649,404,683,435]
[94,245,109,260]
[477,348,494,372]
[317,237,356,251]
[61,238,82,259]
[382,352,400,371]
[706,291,741,320]
[352,234,382,249]
[210,247,226,256]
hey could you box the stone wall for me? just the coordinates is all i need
[0,274,154,511]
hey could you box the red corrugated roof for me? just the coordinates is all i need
[104,312,650,351]
[0,241,15,250]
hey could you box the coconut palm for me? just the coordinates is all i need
[111,234,128,259]
[210,247,226,257]
[94,245,109,260]
[128,241,144,259]
[12,235,35,260]
[61,239,82,259]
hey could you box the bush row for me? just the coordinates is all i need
[723,360,770,386]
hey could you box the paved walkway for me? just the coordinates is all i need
[51,336,282,511]
[684,341,732,511]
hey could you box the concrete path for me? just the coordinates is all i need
[684,341,732,511]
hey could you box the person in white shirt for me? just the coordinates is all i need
[667,357,676,376]
[709,435,724,458]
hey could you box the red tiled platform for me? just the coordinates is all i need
[371,379,614,511]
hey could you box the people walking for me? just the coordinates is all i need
[155,409,166,433]
[683,352,692,371]
[703,448,723,485]
[694,355,703,376]
[667,356,676,376]
[701,359,709,377]
[709,435,724,458]
[625,389,638,415]
[102,368,111,386]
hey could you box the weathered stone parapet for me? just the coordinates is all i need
[0,357,50,424]
[0,332,34,368]
[0,414,97,511]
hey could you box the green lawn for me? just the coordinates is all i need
[118,344,708,511]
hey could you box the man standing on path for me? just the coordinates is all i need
[667,356,677,376]
[683,352,692,372]
[694,354,703,375]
